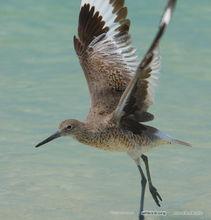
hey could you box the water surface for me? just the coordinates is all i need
[0,0,211,219]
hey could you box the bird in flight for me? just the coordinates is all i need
[35,0,190,219]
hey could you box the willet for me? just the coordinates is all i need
[35,0,191,219]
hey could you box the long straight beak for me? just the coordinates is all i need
[35,131,61,148]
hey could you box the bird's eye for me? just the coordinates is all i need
[66,125,72,130]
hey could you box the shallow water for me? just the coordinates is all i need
[0,0,211,219]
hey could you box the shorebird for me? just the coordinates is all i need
[35,0,190,219]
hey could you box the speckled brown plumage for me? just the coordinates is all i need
[70,0,184,153]
[74,1,137,119]
[36,0,191,216]
[35,0,187,154]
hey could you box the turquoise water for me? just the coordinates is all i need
[0,0,211,219]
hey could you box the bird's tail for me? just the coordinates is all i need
[154,130,192,147]
[171,138,192,147]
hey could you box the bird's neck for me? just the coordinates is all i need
[73,125,98,146]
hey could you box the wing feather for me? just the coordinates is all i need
[114,0,177,123]
[74,0,138,122]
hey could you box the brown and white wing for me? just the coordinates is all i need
[74,0,138,120]
[114,0,177,123]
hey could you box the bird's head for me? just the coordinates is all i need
[35,119,83,148]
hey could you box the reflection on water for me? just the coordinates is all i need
[0,0,211,219]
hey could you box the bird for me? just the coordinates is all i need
[35,0,190,219]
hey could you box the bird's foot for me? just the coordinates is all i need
[139,213,145,220]
[149,185,162,207]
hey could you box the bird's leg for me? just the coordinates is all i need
[136,161,147,220]
[141,154,162,207]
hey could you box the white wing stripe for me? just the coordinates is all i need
[162,8,171,25]
[80,0,138,73]
[81,0,116,32]
[145,49,161,105]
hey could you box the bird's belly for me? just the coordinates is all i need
[107,138,134,151]
[92,136,153,153]
[93,137,134,152]
[77,128,154,152]
[86,129,137,152]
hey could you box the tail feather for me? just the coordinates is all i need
[153,129,192,147]
[172,139,192,147]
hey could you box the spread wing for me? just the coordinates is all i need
[74,0,138,121]
[114,0,177,123]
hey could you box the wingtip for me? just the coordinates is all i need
[160,0,176,26]
[161,0,177,26]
